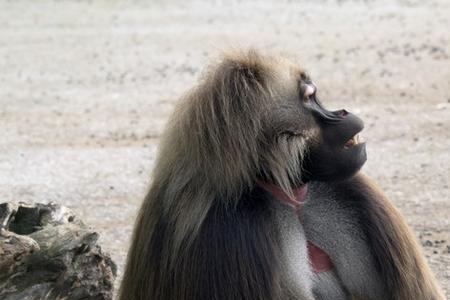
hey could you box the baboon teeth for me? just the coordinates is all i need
[345,134,362,148]
[357,134,364,143]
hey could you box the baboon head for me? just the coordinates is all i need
[159,50,366,198]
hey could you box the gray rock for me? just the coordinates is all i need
[0,202,116,300]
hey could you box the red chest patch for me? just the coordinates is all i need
[259,183,334,273]
[307,241,333,272]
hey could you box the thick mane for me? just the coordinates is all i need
[159,51,273,199]
[154,50,309,203]
[150,51,275,251]
[119,50,311,300]
[119,51,279,299]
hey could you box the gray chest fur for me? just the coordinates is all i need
[272,183,386,300]
[302,182,386,299]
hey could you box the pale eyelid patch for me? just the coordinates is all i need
[303,82,316,97]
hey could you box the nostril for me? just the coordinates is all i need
[340,110,348,117]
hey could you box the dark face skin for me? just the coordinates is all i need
[299,79,367,183]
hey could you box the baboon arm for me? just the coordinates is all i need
[333,173,445,300]
[302,173,444,299]
[303,181,385,299]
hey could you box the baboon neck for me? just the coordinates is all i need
[258,182,308,210]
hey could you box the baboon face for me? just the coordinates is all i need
[299,78,366,182]
[172,52,366,190]
[264,65,367,184]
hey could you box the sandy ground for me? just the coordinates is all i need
[0,0,449,296]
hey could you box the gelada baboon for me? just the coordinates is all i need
[119,50,444,300]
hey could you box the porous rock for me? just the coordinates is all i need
[0,202,116,300]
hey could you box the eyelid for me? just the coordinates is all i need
[303,83,316,98]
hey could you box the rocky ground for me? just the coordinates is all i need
[0,0,449,297]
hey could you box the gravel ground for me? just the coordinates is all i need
[0,0,449,296]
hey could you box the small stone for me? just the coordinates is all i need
[424,240,433,247]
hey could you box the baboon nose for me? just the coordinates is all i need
[339,109,348,117]
[332,109,348,117]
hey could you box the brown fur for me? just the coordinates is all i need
[119,50,444,300]
[119,50,308,300]
[337,173,445,300]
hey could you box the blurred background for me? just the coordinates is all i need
[0,0,449,295]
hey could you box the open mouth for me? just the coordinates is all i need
[344,133,364,149]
